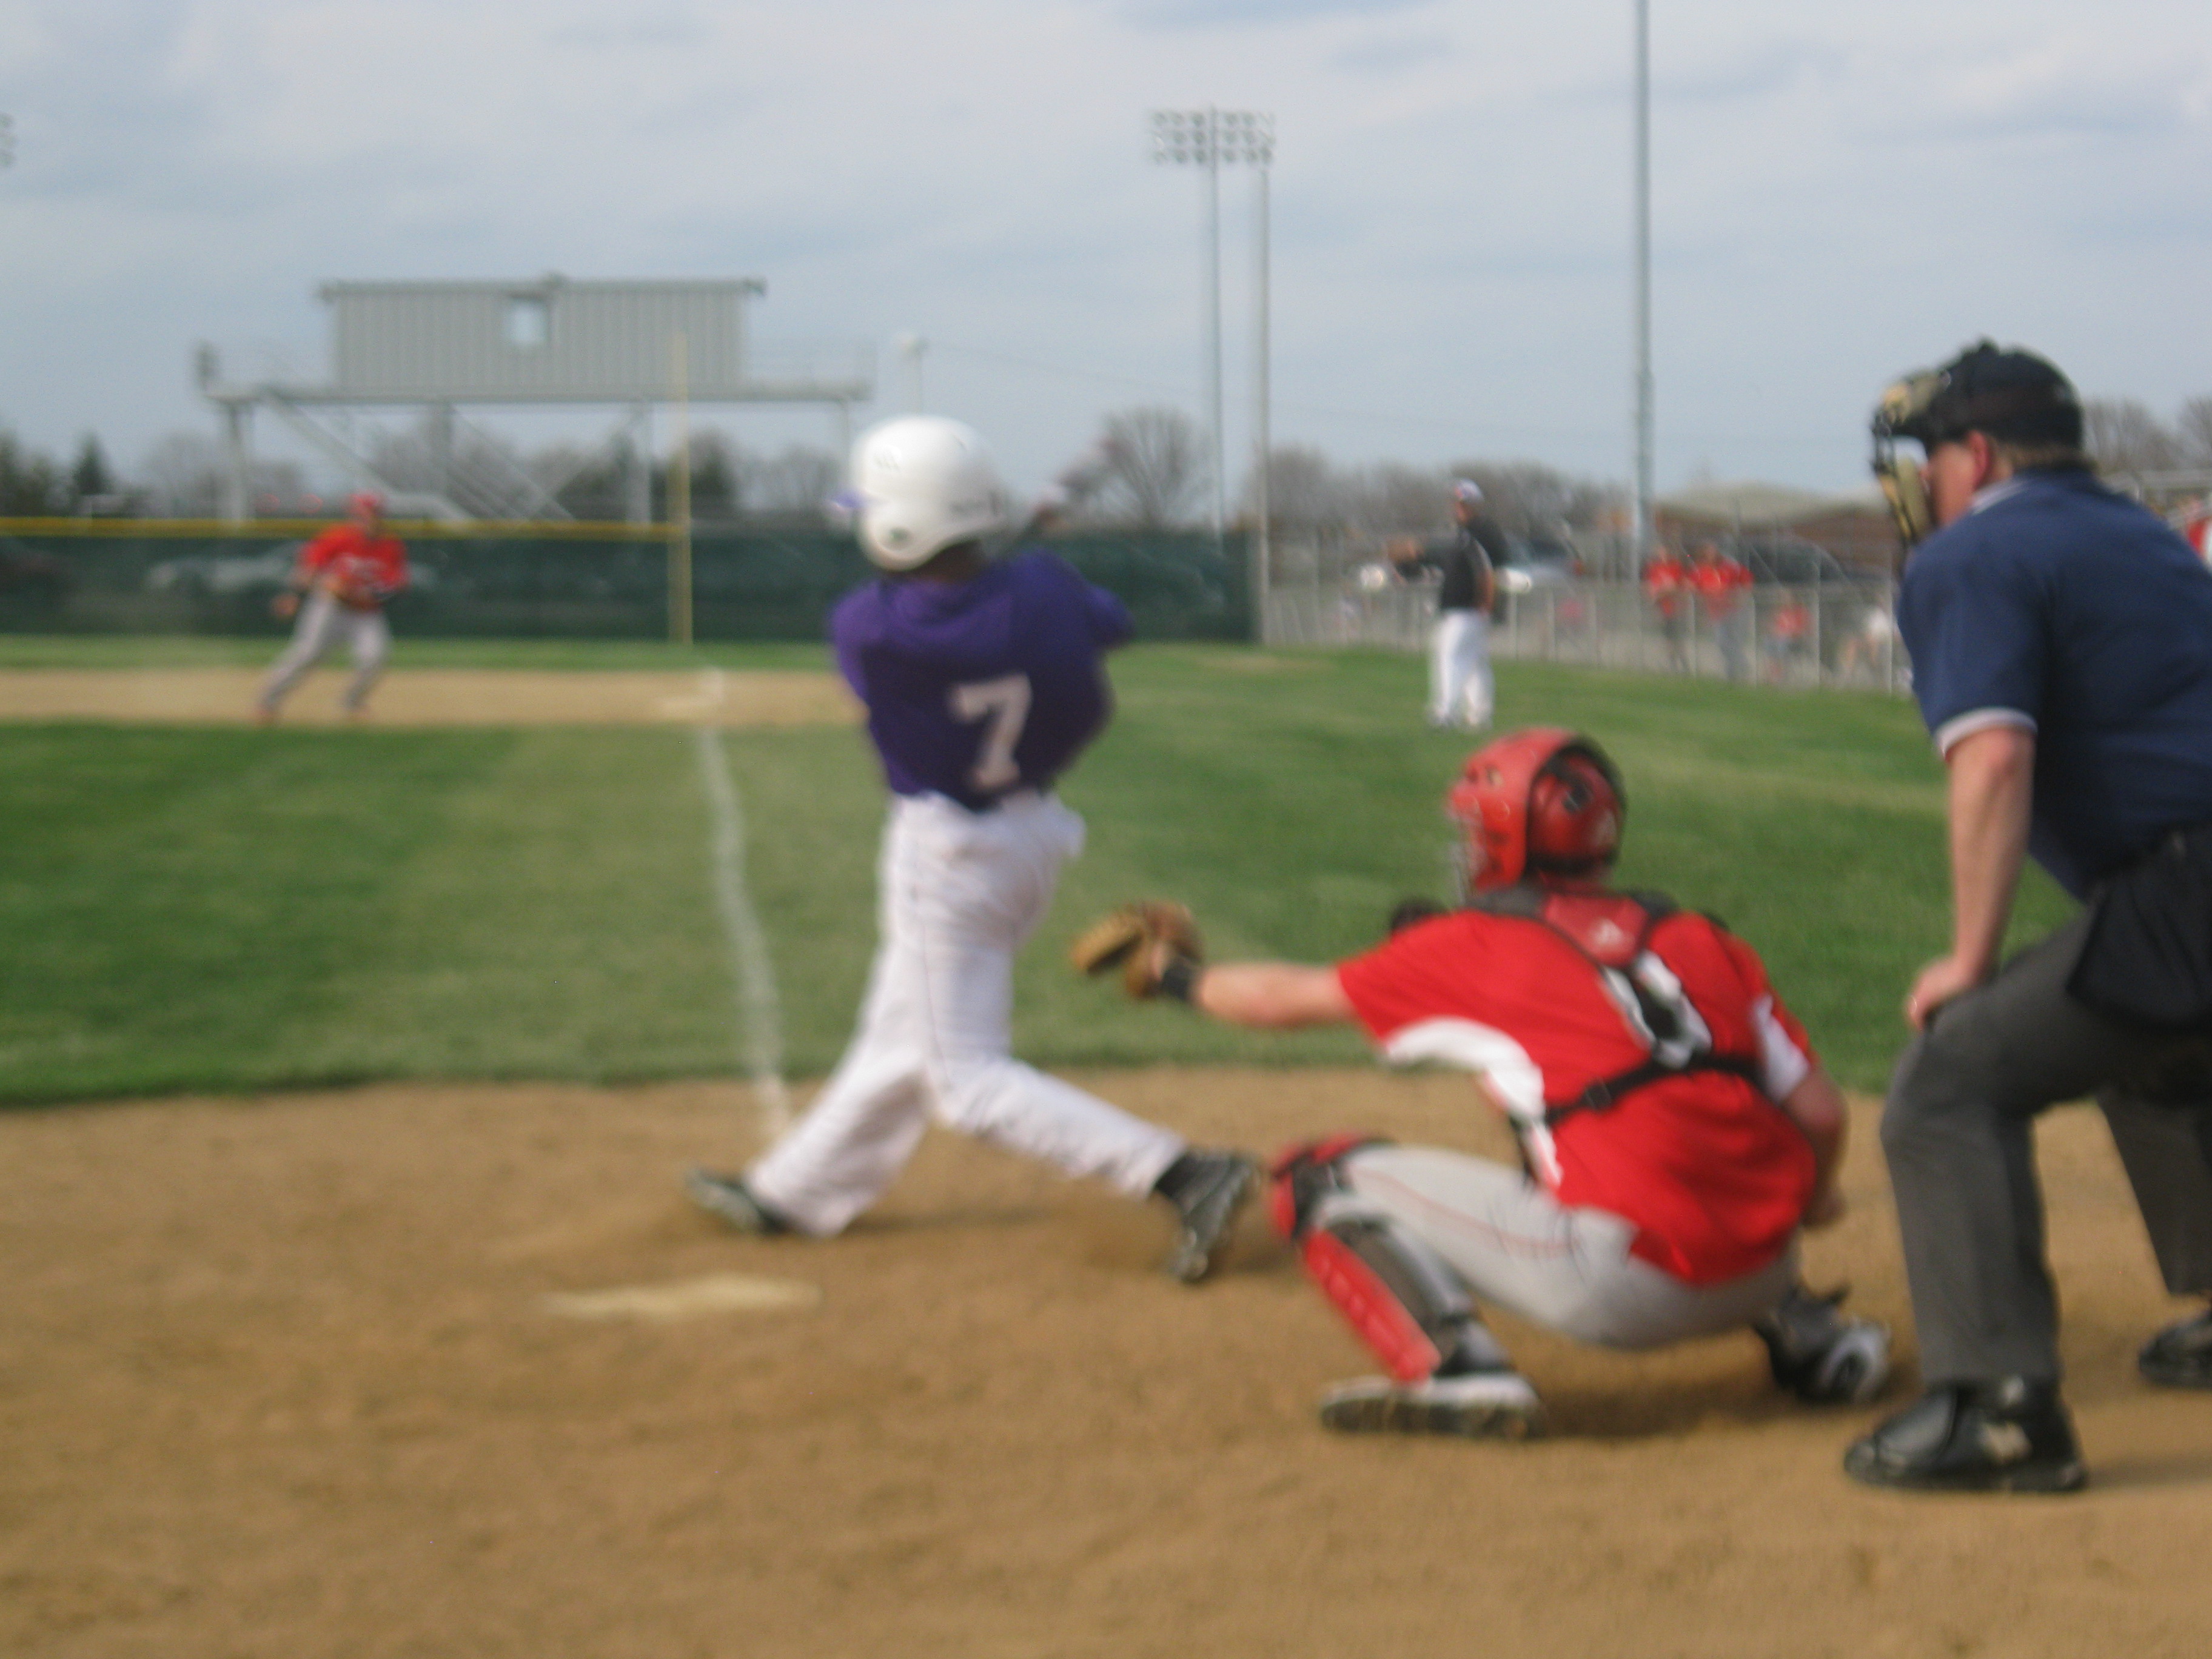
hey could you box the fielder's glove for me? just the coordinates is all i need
[1070,901,1204,1000]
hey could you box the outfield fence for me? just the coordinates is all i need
[0,520,1252,644]
[1262,576,1909,694]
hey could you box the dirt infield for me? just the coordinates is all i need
[6,1071,2208,1658]
[0,666,859,727]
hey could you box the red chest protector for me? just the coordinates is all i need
[1468,883,1767,1127]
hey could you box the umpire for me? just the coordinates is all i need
[1848,341,2212,1494]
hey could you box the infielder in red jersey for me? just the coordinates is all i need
[255,492,409,723]
[1101,728,1888,1438]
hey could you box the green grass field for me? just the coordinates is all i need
[0,638,2072,1102]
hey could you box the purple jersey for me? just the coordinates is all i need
[831,550,1133,810]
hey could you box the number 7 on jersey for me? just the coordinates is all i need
[950,674,1032,792]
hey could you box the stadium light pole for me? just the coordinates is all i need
[1151,109,1273,624]
[1631,0,1656,573]
[895,332,928,414]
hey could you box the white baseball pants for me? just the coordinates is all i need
[1428,609,1493,729]
[258,592,391,714]
[1339,1144,1797,1350]
[746,790,1186,1236]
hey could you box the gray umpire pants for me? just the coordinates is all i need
[1883,907,2212,1387]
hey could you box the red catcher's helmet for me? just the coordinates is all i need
[1447,728,1625,891]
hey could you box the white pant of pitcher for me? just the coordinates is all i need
[748,790,1185,1235]
[1427,609,1492,729]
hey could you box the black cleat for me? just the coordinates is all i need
[685,1168,791,1235]
[1844,1378,2086,1494]
[2139,1304,2212,1390]
[1754,1284,1892,1405]
[1155,1150,1259,1284]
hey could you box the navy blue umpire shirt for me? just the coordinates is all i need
[1898,469,2212,900]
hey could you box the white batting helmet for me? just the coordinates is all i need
[847,416,1011,571]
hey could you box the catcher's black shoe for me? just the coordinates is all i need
[684,1168,791,1236]
[1754,1284,1892,1405]
[1843,1377,2085,1495]
[2139,1302,2212,1390]
[1153,1150,1258,1284]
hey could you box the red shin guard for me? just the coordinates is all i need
[1301,1227,1444,1383]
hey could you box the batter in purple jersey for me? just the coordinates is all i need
[833,548,1127,811]
[689,417,1256,1282]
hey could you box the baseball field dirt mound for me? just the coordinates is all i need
[0,666,859,727]
[5,1070,2207,1658]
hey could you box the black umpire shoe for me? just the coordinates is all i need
[685,1168,791,1235]
[1152,1149,1259,1284]
[2139,1302,2212,1389]
[1843,1376,2086,1494]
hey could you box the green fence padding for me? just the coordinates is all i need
[0,523,1251,643]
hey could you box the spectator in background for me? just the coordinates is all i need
[1764,598,1811,685]
[1690,540,1754,682]
[1642,543,1689,672]
[1837,599,1897,686]
[2180,497,2210,566]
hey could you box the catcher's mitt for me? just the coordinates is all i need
[1070,901,1203,999]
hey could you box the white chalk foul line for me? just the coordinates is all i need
[694,673,793,1139]
[545,1273,821,1322]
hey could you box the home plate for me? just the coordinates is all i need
[543,1273,822,1322]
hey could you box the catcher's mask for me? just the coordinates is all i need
[1447,728,1625,894]
[1870,340,2081,549]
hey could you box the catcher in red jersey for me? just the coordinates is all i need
[255,492,409,723]
[1090,728,1888,1437]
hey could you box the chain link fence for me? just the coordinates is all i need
[1265,575,1908,694]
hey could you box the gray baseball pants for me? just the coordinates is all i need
[1883,907,2212,1387]
[258,591,390,714]
[1340,1145,1799,1350]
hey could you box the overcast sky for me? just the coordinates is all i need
[2,0,2208,500]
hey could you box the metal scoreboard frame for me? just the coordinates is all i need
[198,276,874,524]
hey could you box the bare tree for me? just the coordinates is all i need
[1449,460,1621,540]
[135,432,307,517]
[1244,443,1341,532]
[742,444,840,519]
[1094,407,1207,529]
[2085,398,2183,474]
[2177,397,2212,468]
[1338,464,1447,535]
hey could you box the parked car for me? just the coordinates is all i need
[144,546,300,597]
[1494,534,1577,595]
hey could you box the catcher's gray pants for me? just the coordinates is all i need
[1339,1145,1798,1350]
[258,591,390,714]
[1883,907,2212,1388]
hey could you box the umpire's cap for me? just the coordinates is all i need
[1872,341,2082,452]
